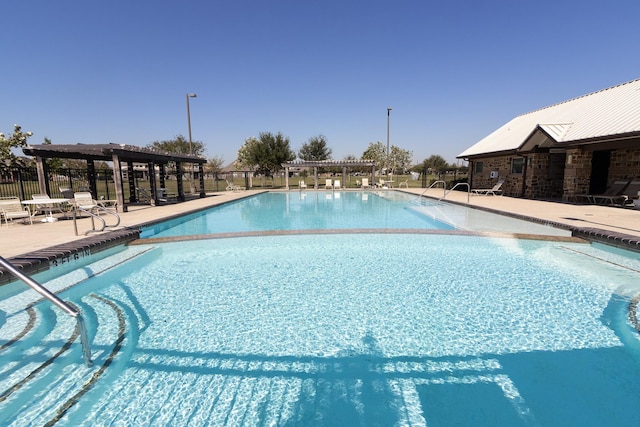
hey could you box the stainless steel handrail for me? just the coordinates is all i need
[416,180,447,201]
[73,205,120,236]
[443,182,470,203]
[0,256,93,367]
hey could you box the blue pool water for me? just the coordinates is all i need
[141,191,570,238]
[1,192,639,426]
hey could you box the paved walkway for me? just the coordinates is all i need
[1,191,258,259]
[1,189,639,260]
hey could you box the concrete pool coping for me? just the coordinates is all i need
[1,188,639,283]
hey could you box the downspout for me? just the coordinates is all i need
[521,156,528,198]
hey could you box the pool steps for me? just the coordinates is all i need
[0,256,92,367]
[0,247,157,424]
[0,290,134,425]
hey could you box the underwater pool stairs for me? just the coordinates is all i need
[0,256,144,425]
[1,189,640,424]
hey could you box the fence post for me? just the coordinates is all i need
[17,169,26,200]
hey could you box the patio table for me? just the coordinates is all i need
[21,198,70,222]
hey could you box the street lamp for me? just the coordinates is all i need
[186,93,197,155]
[186,93,197,193]
[387,107,392,174]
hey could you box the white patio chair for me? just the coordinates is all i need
[73,192,100,212]
[0,198,32,226]
[226,179,245,191]
[471,180,504,196]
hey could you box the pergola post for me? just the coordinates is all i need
[159,164,166,189]
[176,162,185,201]
[35,156,48,195]
[87,159,97,197]
[314,167,318,189]
[284,167,290,190]
[198,163,206,197]
[127,163,136,203]
[148,161,158,205]
[112,154,127,212]
[342,166,346,189]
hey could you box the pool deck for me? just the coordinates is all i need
[1,188,639,282]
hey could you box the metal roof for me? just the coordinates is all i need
[457,78,640,159]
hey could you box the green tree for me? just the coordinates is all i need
[237,132,296,177]
[205,155,224,175]
[422,155,449,174]
[361,141,386,165]
[389,146,413,174]
[148,134,206,156]
[361,141,412,173]
[0,124,33,172]
[299,134,332,161]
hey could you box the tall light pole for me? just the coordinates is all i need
[387,107,392,174]
[186,93,197,193]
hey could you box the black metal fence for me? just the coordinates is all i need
[0,167,226,200]
[1,167,114,200]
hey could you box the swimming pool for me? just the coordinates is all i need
[140,191,571,238]
[1,192,639,426]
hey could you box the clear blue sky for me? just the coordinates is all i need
[3,0,639,165]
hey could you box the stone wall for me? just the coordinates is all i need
[561,149,590,200]
[470,156,523,197]
[469,146,640,201]
[609,149,640,181]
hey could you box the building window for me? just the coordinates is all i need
[475,161,483,174]
[511,158,524,174]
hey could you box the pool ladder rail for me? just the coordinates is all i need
[72,204,121,236]
[417,180,470,203]
[0,256,93,367]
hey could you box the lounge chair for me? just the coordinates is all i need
[0,198,32,226]
[333,180,341,189]
[73,192,101,212]
[398,179,409,188]
[361,178,370,189]
[225,179,245,191]
[299,180,307,190]
[471,180,504,196]
[620,180,640,207]
[325,179,333,189]
[59,186,75,199]
[159,188,177,202]
[586,180,630,205]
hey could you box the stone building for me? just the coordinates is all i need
[457,79,640,201]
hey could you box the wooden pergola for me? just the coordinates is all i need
[281,160,377,189]
[22,143,207,212]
